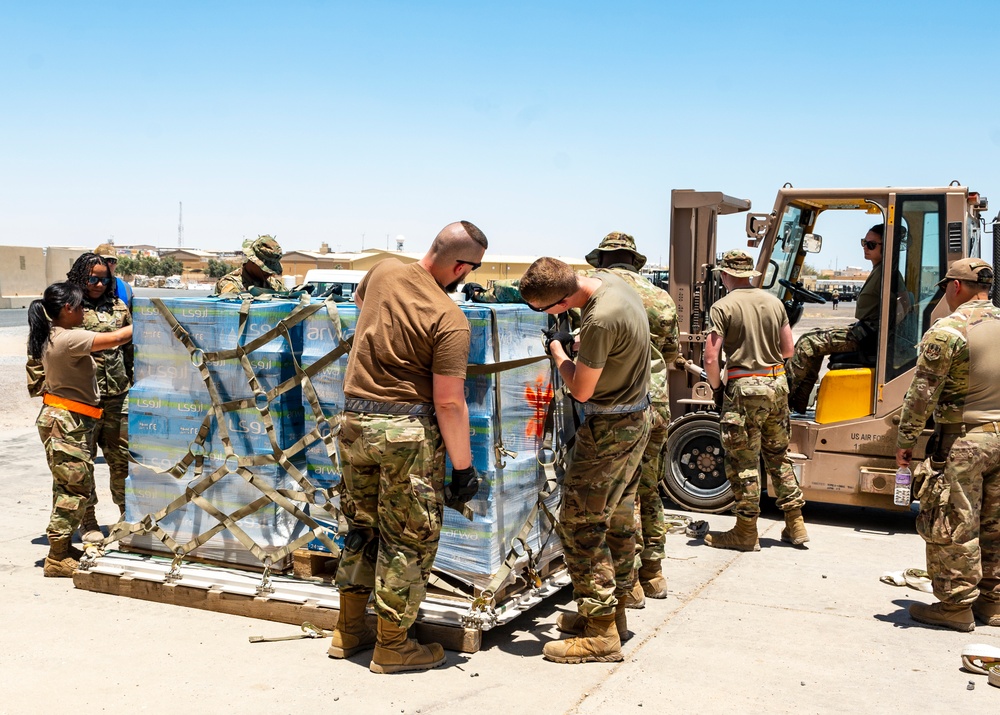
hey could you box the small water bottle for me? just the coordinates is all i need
[893,466,912,506]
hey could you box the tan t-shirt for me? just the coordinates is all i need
[576,270,651,407]
[709,287,788,371]
[41,327,99,406]
[345,259,470,404]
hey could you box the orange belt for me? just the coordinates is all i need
[727,365,785,380]
[43,393,103,419]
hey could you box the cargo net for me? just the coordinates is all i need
[102,295,349,577]
[94,295,575,618]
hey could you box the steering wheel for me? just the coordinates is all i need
[778,278,826,304]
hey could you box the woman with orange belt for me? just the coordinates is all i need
[28,282,133,577]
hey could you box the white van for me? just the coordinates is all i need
[303,269,368,301]
[164,276,185,289]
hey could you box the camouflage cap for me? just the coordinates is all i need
[937,257,993,286]
[242,235,284,275]
[585,231,647,270]
[94,243,118,260]
[713,249,761,277]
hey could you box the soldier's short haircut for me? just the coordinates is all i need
[429,221,489,262]
[519,257,578,305]
[460,221,488,250]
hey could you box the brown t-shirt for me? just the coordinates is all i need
[345,259,470,403]
[709,287,788,371]
[576,271,651,407]
[41,327,99,406]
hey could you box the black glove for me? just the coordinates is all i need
[713,385,725,411]
[462,283,486,301]
[542,328,574,356]
[444,465,480,509]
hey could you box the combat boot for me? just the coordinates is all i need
[972,597,1000,627]
[542,613,623,664]
[638,559,668,599]
[327,590,376,658]
[781,508,810,546]
[556,608,631,643]
[80,506,103,544]
[705,516,760,552]
[369,618,446,674]
[43,536,80,578]
[619,579,646,609]
[908,601,975,632]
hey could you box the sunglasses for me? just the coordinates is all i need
[529,294,569,313]
[87,276,111,286]
[861,239,882,250]
[456,259,482,271]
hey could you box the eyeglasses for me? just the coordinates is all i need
[87,276,111,286]
[104,258,118,265]
[456,259,482,271]
[529,294,569,313]
[861,239,882,250]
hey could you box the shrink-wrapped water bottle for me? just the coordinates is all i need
[893,466,912,506]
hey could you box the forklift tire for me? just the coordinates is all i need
[660,413,735,514]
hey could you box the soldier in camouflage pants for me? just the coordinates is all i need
[37,407,98,540]
[719,375,803,519]
[897,258,1000,631]
[335,412,446,630]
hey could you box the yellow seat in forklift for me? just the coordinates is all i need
[815,368,874,424]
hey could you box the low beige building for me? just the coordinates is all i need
[0,246,46,307]
[45,246,89,285]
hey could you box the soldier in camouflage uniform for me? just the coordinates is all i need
[896,258,1000,631]
[520,256,651,664]
[788,224,892,413]
[331,221,487,674]
[586,232,679,602]
[215,235,286,295]
[28,281,133,577]
[703,250,807,551]
[28,253,133,540]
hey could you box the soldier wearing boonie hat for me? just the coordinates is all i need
[703,248,807,552]
[215,235,286,295]
[897,255,1000,632]
[578,231,678,607]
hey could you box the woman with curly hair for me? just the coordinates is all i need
[28,282,132,577]
[28,253,134,540]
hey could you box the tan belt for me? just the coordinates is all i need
[938,421,1000,435]
[43,393,103,419]
[727,365,785,380]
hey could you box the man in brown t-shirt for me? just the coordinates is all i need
[520,257,650,665]
[704,250,806,552]
[330,220,487,674]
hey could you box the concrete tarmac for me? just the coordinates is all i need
[2,302,998,713]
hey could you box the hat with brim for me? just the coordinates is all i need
[586,232,647,270]
[243,235,284,275]
[936,257,993,287]
[713,249,761,277]
[94,243,118,260]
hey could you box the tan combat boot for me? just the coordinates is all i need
[908,601,975,632]
[638,559,668,599]
[556,608,631,643]
[80,505,103,544]
[542,613,623,664]
[704,516,760,552]
[327,590,377,658]
[369,618,446,674]
[619,579,646,609]
[972,597,1000,627]
[43,536,80,578]
[781,508,810,546]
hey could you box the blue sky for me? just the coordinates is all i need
[2,1,998,270]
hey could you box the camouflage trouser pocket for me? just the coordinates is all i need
[47,437,94,492]
[915,459,952,545]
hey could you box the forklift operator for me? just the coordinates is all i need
[787,223,900,414]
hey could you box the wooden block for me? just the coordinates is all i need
[415,621,481,654]
[292,548,338,583]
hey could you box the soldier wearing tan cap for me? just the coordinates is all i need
[897,257,1000,632]
[215,235,286,295]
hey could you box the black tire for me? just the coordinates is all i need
[661,413,734,513]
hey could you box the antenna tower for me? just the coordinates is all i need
[178,202,184,247]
